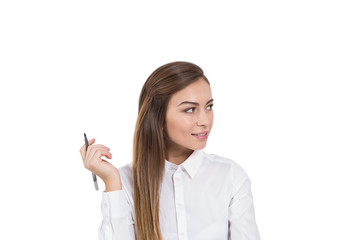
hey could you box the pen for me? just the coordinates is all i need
[84,133,99,191]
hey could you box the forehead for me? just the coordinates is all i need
[169,79,212,104]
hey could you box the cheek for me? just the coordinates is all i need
[209,112,214,126]
[166,115,195,136]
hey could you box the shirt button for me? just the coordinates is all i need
[177,202,182,207]
[175,177,180,181]
[181,232,185,236]
[104,203,108,208]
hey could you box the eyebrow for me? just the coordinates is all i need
[177,99,214,107]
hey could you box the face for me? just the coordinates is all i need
[164,78,214,153]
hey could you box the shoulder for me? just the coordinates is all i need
[201,150,248,175]
[201,150,250,184]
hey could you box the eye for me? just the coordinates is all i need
[207,104,214,110]
[184,107,196,113]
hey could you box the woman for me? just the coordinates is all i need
[79,61,261,240]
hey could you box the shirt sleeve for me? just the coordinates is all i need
[98,190,136,240]
[228,163,261,240]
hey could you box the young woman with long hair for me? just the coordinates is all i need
[79,61,261,240]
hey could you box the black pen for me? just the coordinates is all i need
[84,133,99,191]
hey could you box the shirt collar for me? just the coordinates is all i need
[165,149,203,179]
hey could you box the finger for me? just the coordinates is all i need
[84,145,110,161]
[89,144,110,151]
[85,148,112,169]
[79,138,97,161]
[94,148,112,160]
[80,146,85,160]
[86,145,112,160]
[79,138,94,152]
[88,138,95,145]
[80,147,89,162]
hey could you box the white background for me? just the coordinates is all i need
[1,1,359,239]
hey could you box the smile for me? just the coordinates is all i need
[191,132,209,139]
[193,133,207,136]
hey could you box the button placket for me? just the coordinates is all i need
[173,168,188,240]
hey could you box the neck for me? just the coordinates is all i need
[166,147,194,165]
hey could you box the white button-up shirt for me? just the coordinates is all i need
[99,149,261,240]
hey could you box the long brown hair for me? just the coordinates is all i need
[132,61,210,240]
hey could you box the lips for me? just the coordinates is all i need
[191,131,209,136]
[192,131,209,140]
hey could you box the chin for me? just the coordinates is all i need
[192,144,207,150]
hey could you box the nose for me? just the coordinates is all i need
[196,108,212,126]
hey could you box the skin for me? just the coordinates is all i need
[79,77,214,192]
[164,77,214,165]
[79,138,121,192]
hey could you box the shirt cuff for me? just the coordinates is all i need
[101,190,130,219]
